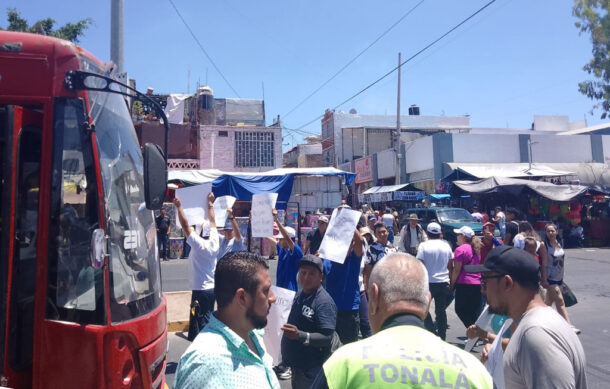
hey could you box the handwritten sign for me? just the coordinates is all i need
[318,207,362,264]
[263,286,295,366]
[213,195,236,228]
[251,193,278,237]
[175,183,212,226]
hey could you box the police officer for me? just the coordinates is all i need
[311,252,492,389]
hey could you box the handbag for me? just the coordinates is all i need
[560,282,578,308]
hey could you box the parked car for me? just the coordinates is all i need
[404,207,483,248]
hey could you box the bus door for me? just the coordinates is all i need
[0,104,43,388]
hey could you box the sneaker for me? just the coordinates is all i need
[571,325,582,335]
[273,365,291,380]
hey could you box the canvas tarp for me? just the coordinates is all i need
[451,176,588,202]
[167,167,356,208]
[442,163,574,182]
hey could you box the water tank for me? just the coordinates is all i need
[197,86,215,125]
[408,104,420,116]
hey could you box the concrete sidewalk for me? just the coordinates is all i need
[165,291,191,332]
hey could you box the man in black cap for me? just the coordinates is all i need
[281,255,337,389]
[465,246,587,389]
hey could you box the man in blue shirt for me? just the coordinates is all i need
[174,251,280,389]
[323,228,364,345]
[268,208,303,292]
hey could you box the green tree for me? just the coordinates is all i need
[2,8,92,43]
[573,1,610,118]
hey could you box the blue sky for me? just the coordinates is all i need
[5,0,605,149]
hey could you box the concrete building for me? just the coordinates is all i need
[133,86,283,171]
[321,108,470,167]
[283,136,323,168]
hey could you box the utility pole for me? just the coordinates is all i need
[395,52,402,186]
[110,0,124,73]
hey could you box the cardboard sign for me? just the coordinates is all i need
[251,193,278,238]
[263,286,295,366]
[465,305,493,352]
[175,183,212,226]
[318,207,362,264]
[213,195,237,228]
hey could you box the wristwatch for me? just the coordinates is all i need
[304,332,310,345]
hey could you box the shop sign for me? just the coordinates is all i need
[354,156,373,184]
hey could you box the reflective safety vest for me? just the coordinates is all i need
[323,325,493,389]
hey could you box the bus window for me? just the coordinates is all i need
[0,105,14,375]
[8,108,42,371]
[47,98,104,324]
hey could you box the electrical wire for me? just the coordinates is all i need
[292,0,498,132]
[282,0,426,120]
[167,0,241,97]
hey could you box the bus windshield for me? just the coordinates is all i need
[83,62,162,322]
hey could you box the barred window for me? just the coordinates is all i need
[235,131,275,167]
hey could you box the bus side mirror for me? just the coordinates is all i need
[144,143,167,210]
[90,228,106,269]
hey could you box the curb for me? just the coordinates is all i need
[168,320,189,333]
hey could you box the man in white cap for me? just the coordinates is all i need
[304,215,328,255]
[416,222,453,340]
[271,208,303,292]
[218,208,244,259]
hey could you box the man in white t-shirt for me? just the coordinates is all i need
[174,193,220,341]
[416,222,453,340]
[465,246,587,389]
[493,206,506,240]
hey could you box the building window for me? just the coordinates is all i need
[235,131,275,167]
[218,131,228,137]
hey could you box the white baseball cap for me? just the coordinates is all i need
[454,226,475,239]
[318,216,329,224]
[274,226,296,239]
[427,222,442,235]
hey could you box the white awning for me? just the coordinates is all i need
[444,163,573,180]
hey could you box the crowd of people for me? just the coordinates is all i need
[169,198,587,389]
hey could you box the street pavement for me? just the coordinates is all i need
[162,247,610,388]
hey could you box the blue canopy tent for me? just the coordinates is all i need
[168,167,356,209]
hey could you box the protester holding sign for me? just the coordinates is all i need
[218,208,244,259]
[267,208,303,292]
[174,193,220,341]
[323,227,364,345]
[281,255,337,389]
[362,222,397,289]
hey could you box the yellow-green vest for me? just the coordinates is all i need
[323,325,493,389]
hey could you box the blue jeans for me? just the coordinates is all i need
[424,282,449,340]
[157,233,169,259]
[336,310,359,345]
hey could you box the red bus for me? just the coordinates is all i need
[0,31,169,388]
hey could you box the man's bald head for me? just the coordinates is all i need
[368,252,430,332]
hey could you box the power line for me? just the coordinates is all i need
[293,0,498,131]
[167,0,241,97]
[282,0,426,120]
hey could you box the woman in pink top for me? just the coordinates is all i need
[450,226,483,328]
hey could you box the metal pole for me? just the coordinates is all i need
[110,0,124,73]
[395,52,402,185]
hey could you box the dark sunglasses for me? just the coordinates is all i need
[480,274,505,286]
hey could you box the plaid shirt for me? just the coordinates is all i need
[175,313,280,389]
[365,242,398,267]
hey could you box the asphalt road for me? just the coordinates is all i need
[162,247,610,388]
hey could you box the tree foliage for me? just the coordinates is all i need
[573,0,610,118]
[2,8,92,43]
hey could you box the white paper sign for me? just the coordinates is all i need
[465,305,493,352]
[318,207,362,264]
[263,286,295,366]
[251,193,278,237]
[485,317,513,389]
[175,183,212,226]
[213,195,237,228]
